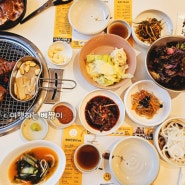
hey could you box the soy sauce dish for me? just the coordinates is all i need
[74,143,102,173]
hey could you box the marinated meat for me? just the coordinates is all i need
[0,85,6,101]
[0,0,24,24]
[0,57,16,102]
[0,57,16,76]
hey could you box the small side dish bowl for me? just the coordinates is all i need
[50,102,76,129]
[109,136,160,185]
[107,19,131,40]
[47,41,73,66]
[79,89,125,135]
[74,143,102,173]
[20,114,48,141]
[154,117,185,167]
[132,9,173,48]
[145,35,185,92]
[68,0,110,35]
[0,140,66,185]
[124,80,171,126]
[79,34,136,89]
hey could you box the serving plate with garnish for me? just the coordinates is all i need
[132,9,173,48]
[124,80,171,126]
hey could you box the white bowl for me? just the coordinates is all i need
[132,9,173,48]
[124,80,171,126]
[50,101,76,129]
[68,0,110,35]
[107,19,131,40]
[0,140,66,185]
[47,41,72,66]
[109,136,160,185]
[73,143,102,173]
[20,114,48,141]
[79,89,125,135]
[154,117,185,167]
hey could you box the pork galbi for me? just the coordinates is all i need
[0,57,16,101]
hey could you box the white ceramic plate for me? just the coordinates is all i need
[0,140,66,185]
[109,136,160,185]
[68,0,110,35]
[132,9,173,47]
[124,80,171,126]
[79,89,125,135]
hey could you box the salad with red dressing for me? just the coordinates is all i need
[147,41,185,90]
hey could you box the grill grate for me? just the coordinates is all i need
[0,40,36,127]
[0,32,48,136]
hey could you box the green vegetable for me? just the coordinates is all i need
[85,49,133,86]
[30,122,42,131]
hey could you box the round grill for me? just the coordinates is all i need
[0,31,48,136]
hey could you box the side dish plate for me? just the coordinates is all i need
[132,9,173,47]
[79,89,125,135]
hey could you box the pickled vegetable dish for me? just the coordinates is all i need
[85,95,119,132]
[134,18,163,44]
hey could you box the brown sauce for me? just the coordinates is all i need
[108,22,129,39]
[76,145,100,170]
[54,105,73,124]
[85,95,119,132]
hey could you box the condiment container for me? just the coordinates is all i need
[50,101,76,129]
[107,19,131,40]
[74,143,102,173]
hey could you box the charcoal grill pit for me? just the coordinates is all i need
[0,31,49,136]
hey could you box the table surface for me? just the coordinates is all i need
[0,0,185,185]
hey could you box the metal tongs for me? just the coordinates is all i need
[20,0,73,24]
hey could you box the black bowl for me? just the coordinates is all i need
[0,0,27,30]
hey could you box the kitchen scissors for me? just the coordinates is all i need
[20,0,73,24]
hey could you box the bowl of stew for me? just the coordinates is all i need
[79,89,125,135]
[0,140,66,185]
[50,102,76,129]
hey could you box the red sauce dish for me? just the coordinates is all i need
[50,102,76,129]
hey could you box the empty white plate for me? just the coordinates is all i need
[68,0,110,35]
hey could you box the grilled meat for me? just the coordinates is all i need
[0,57,16,76]
[0,0,24,25]
[0,57,16,102]
[0,85,6,101]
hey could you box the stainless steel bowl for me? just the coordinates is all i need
[145,35,185,92]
